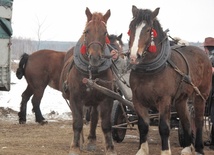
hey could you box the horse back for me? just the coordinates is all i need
[170,45,212,99]
[25,49,66,90]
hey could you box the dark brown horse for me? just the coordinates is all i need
[16,49,67,124]
[60,7,117,154]
[127,6,212,155]
[108,33,124,52]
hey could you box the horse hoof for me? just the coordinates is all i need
[68,148,81,155]
[106,150,117,155]
[181,145,194,155]
[19,120,26,124]
[39,120,48,125]
[68,153,79,155]
[86,141,96,151]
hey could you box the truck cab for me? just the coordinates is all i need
[0,0,13,91]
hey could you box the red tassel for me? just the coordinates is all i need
[148,41,156,53]
[127,29,131,36]
[106,36,110,44]
[80,45,86,54]
[152,29,157,37]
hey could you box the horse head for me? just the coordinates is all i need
[128,5,166,64]
[80,7,111,67]
[108,33,124,57]
[108,33,124,50]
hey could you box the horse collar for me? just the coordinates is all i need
[73,41,112,75]
[132,38,171,73]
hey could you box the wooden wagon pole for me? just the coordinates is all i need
[82,78,135,111]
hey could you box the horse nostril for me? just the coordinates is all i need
[130,57,135,63]
[130,55,138,64]
[131,58,134,62]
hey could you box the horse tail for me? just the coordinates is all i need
[16,53,29,79]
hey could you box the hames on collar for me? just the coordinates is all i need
[73,41,112,74]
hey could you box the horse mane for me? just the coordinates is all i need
[129,8,166,41]
[153,19,166,42]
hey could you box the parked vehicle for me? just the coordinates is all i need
[0,0,13,91]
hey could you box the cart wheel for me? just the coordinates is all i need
[111,100,127,143]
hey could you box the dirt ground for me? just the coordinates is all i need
[0,108,214,155]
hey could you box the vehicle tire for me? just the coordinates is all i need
[111,100,127,143]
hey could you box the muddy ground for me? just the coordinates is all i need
[0,108,214,155]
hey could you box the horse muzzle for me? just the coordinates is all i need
[88,54,102,67]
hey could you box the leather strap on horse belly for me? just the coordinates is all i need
[167,51,206,102]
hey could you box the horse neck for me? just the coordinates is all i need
[153,21,167,55]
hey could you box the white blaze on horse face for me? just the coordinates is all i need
[130,22,146,61]
[116,40,121,48]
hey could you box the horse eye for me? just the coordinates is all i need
[84,30,89,34]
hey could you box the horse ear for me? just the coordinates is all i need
[103,9,111,23]
[85,7,92,22]
[152,7,160,20]
[132,5,139,17]
[118,33,123,40]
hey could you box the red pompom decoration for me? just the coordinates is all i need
[148,41,156,53]
[152,29,157,37]
[148,28,157,53]
[106,36,110,44]
[127,29,131,36]
[80,45,86,55]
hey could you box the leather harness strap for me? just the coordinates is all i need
[167,48,206,101]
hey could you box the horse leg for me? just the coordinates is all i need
[194,96,205,154]
[18,85,33,124]
[99,99,117,155]
[136,106,149,155]
[175,98,195,155]
[69,98,83,155]
[86,106,98,151]
[31,89,47,125]
[158,97,171,155]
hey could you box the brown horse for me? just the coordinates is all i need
[60,7,117,155]
[84,33,125,122]
[127,5,212,155]
[108,33,124,52]
[16,49,67,124]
